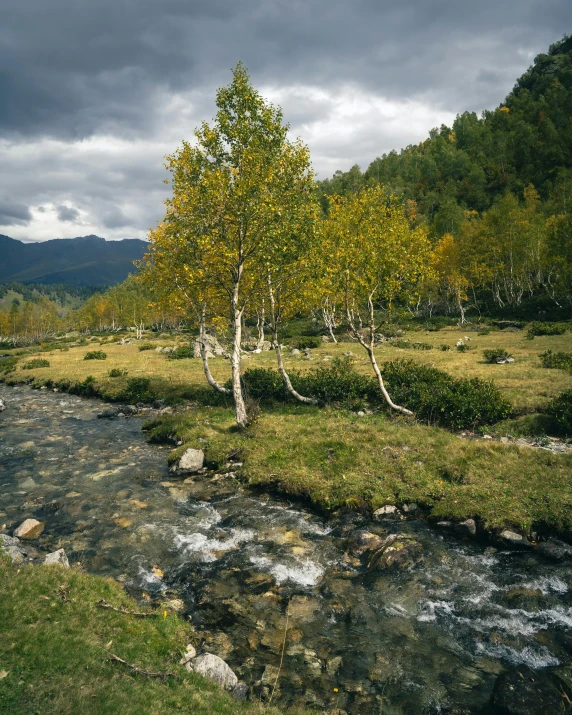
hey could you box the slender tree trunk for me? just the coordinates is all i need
[199,306,229,394]
[268,274,318,405]
[231,282,248,429]
[256,303,265,349]
[345,275,413,416]
[322,299,338,343]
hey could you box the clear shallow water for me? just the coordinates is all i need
[1,383,571,713]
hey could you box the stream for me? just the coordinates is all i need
[1,383,572,713]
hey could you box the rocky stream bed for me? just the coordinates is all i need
[1,383,572,713]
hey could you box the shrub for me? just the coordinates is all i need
[70,375,101,398]
[477,329,491,336]
[378,324,403,338]
[21,358,50,369]
[483,348,512,364]
[411,342,433,351]
[456,343,471,352]
[240,367,287,400]
[491,320,524,330]
[527,322,567,339]
[84,350,107,360]
[167,345,194,360]
[295,356,373,405]
[381,359,512,430]
[138,343,155,351]
[391,339,411,349]
[287,336,321,350]
[237,356,511,429]
[546,390,572,436]
[0,356,19,374]
[117,377,155,403]
[539,350,572,372]
[440,344,451,351]
[108,368,128,377]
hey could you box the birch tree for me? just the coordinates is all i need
[323,187,434,415]
[145,63,316,427]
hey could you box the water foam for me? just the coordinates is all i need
[249,554,324,587]
[174,528,256,562]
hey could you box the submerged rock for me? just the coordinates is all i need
[535,538,572,561]
[187,652,238,690]
[490,664,572,714]
[368,534,423,570]
[14,518,44,539]
[346,530,385,557]
[44,548,69,567]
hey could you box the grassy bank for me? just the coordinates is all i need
[0,557,288,715]
[2,326,572,534]
[145,403,572,534]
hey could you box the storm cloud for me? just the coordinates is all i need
[1,0,571,240]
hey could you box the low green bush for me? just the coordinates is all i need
[84,350,107,360]
[108,368,128,377]
[296,356,373,405]
[483,348,512,364]
[381,359,512,430]
[21,358,50,369]
[391,339,411,349]
[239,356,511,429]
[69,375,101,398]
[546,390,572,436]
[138,343,155,351]
[527,322,567,339]
[167,345,194,360]
[456,343,471,352]
[240,367,287,400]
[0,356,19,374]
[440,344,451,352]
[378,324,403,338]
[539,350,572,372]
[287,336,321,350]
[117,377,156,403]
[411,342,433,351]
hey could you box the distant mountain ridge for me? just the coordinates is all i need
[0,234,147,286]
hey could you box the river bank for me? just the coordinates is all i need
[2,330,572,540]
[2,383,572,713]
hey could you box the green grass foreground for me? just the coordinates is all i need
[0,558,285,715]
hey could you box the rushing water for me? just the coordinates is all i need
[1,383,572,713]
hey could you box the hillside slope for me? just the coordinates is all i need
[0,235,147,286]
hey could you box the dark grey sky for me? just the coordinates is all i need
[1,0,570,240]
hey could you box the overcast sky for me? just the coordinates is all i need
[1,0,570,242]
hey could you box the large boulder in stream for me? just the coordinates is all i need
[489,664,572,714]
[14,518,44,539]
[171,447,205,475]
[0,398,5,412]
